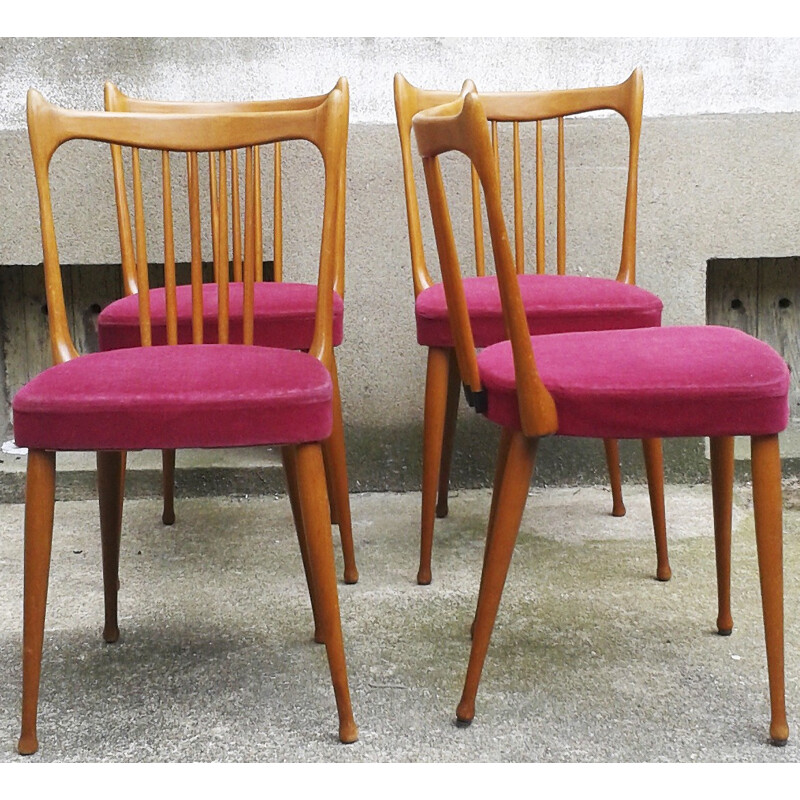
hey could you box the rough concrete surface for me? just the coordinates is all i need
[0,483,798,762]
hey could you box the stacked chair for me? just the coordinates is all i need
[394,71,670,586]
[97,80,357,585]
[15,84,358,753]
[411,86,789,745]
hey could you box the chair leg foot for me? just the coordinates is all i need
[416,568,432,586]
[339,719,359,744]
[103,625,120,643]
[435,499,449,519]
[770,714,789,746]
[656,565,672,582]
[17,733,38,756]
[342,565,359,585]
[456,697,475,726]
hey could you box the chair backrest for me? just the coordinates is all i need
[394,73,475,297]
[395,70,643,294]
[26,86,348,369]
[412,90,558,438]
[104,79,349,298]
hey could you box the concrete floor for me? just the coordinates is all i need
[1,482,799,762]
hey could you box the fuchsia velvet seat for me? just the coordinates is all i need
[416,274,662,348]
[98,283,344,351]
[413,88,790,746]
[13,345,334,451]
[479,326,790,438]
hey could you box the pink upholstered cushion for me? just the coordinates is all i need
[12,345,333,451]
[98,282,344,351]
[478,326,790,439]
[416,274,663,348]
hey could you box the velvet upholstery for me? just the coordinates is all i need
[478,325,790,439]
[416,274,663,348]
[13,345,333,451]
[98,282,344,351]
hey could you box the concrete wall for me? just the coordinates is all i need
[2,38,800,489]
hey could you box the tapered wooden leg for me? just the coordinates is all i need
[97,450,125,644]
[161,449,176,525]
[322,358,358,584]
[18,449,56,756]
[642,438,671,581]
[418,347,451,585]
[603,438,626,517]
[457,432,537,726]
[472,428,515,639]
[436,349,461,519]
[282,445,323,644]
[710,436,734,635]
[295,442,358,743]
[750,434,788,746]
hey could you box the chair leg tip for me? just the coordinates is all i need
[656,566,672,582]
[770,723,789,745]
[417,569,432,586]
[436,501,449,519]
[314,630,326,645]
[611,503,626,517]
[161,512,175,526]
[18,734,38,755]
[716,627,733,637]
[456,700,474,726]
[343,568,359,585]
[103,625,120,644]
[339,721,359,743]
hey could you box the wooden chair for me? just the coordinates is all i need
[395,71,669,586]
[413,89,789,745]
[16,87,358,754]
[99,80,357,585]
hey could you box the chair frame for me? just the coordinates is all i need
[19,87,358,753]
[413,89,788,745]
[102,81,357,585]
[394,70,669,586]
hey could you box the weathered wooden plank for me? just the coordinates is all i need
[757,256,800,419]
[706,258,758,335]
